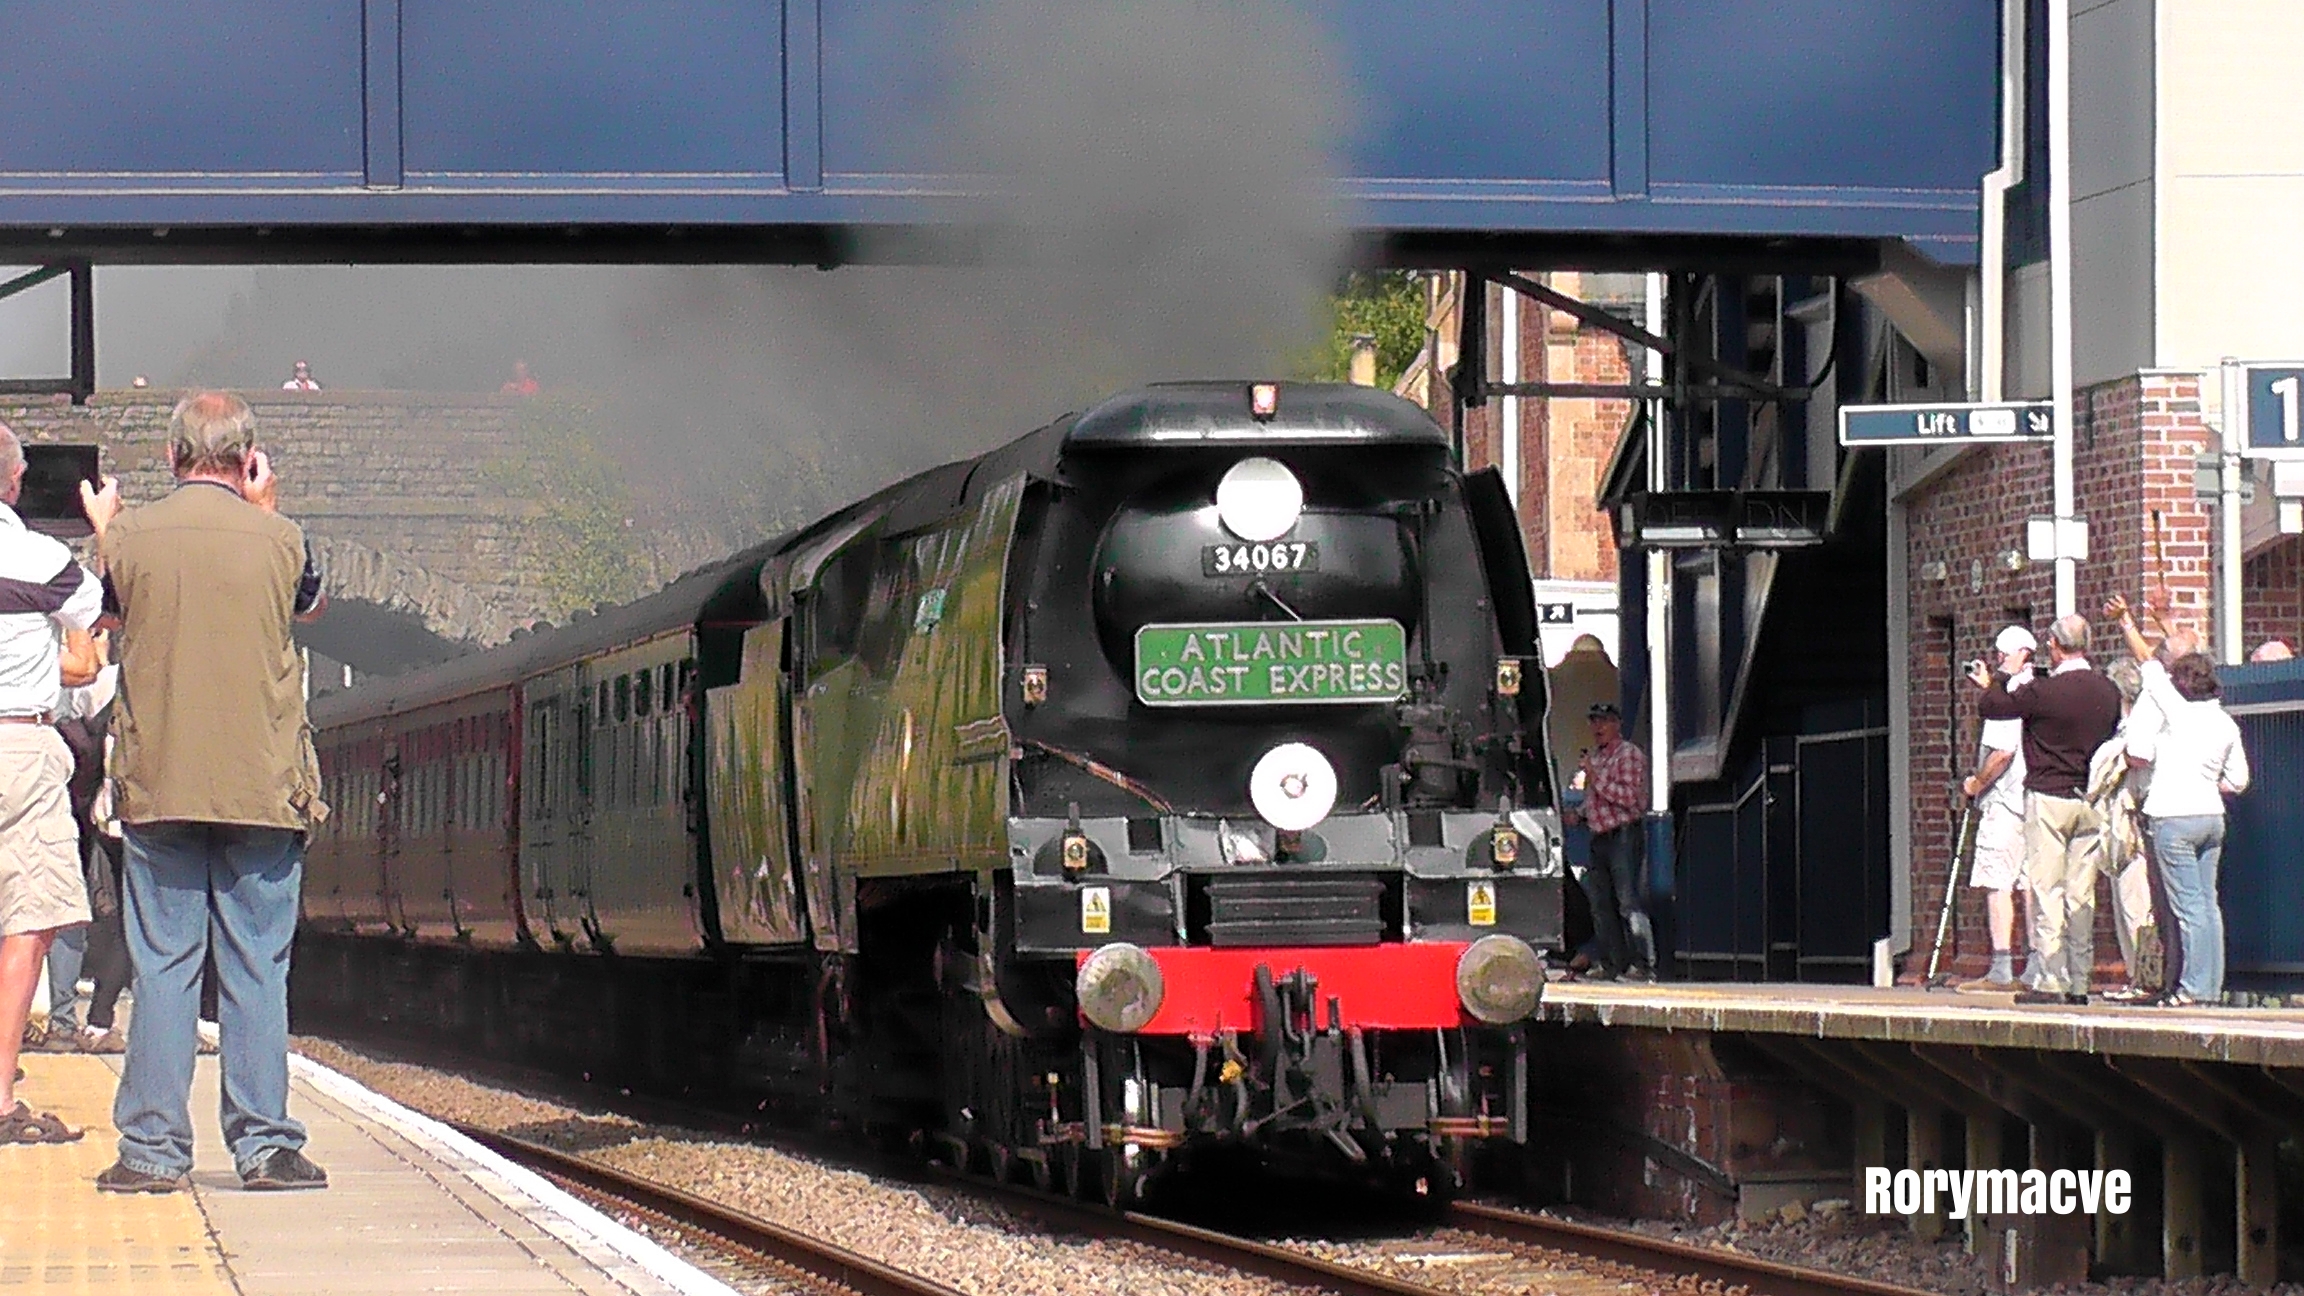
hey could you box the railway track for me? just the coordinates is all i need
[944,1166,1940,1296]
[459,1117,1935,1296]
[454,1123,968,1296]
[1444,1200,1937,1296]
[370,1028,1933,1296]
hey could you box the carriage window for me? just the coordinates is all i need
[614,675,630,722]
[628,725,641,806]
[634,670,652,717]
[598,682,610,723]
[659,663,676,708]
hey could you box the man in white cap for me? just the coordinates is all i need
[1956,625,2036,992]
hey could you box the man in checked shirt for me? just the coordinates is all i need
[1567,702,1652,980]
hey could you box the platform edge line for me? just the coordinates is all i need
[286,1053,741,1296]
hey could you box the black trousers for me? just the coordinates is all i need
[82,835,132,1031]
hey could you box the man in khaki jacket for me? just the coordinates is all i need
[82,391,330,1193]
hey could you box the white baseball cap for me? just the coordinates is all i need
[1995,625,2038,655]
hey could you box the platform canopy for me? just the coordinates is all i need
[0,1,1998,268]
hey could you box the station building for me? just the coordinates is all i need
[1401,0,2304,990]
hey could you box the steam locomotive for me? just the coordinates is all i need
[301,381,1563,1203]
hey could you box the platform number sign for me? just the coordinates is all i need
[2243,365,2304,455]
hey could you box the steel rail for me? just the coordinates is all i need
[452,1123,969,1296]
[918,1165,1438,1296]
[1449,1201,1938,1296]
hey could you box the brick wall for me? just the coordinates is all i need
[1900,372,2212,971]
[0,390,560,634]
[2245,537,2304,651]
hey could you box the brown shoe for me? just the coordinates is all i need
[1954,975,2019,994]
[77,1027,125,1055]
[35,1022,84,1053]
[95,1160,190,1193]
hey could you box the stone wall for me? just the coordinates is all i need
[0,389,569,643]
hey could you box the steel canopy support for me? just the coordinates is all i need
[2047,0,2077,616]
[69,260,94,404]
[1487,269,1798,404]
[0,259,93,402]
[0,263,69,302]
[1642,272,1674,921]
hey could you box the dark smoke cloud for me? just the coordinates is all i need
[137,0,1356,579]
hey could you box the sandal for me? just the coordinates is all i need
[0,1101,85,1145]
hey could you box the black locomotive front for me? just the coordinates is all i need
[980,382,1563,1198]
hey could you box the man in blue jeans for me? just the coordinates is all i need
[81,391,330,1193]
[1567,703,1652,979]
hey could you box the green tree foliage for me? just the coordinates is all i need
[483,398,651,620]
[1313,271,1429,391]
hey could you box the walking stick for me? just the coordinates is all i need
[1924,798,1978,987]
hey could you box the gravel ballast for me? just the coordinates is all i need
[294,1037,2304,1296]
[294,1037,1312,1296]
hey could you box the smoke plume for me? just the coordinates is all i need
[133,0,1356,578]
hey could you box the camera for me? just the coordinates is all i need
[1966,658,1989,677]
[18,444,100,538]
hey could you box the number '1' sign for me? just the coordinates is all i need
[2243,364,2304,455]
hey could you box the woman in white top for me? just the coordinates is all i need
[2122,646,2251,1006]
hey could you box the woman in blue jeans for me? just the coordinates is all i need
[2116,625,2251,1007]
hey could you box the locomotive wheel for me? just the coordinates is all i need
[1102,1145,1148,1210]
[1060,1143,1095,1201]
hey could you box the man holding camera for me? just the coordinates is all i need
[80,391,330,1193]
[1956,626,2036,993]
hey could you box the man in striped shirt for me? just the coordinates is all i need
[1568,702,1652,980]
[0,420,105,1145]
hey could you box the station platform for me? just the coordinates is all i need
[0,1051,734,1295]
[1539,979,2304,1066]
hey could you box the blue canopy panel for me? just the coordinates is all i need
[0,0,1998,266]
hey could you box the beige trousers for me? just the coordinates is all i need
[2105,844,2155,974]
[2024,792,2105,994]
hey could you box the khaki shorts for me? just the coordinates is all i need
[1969,802,2029,892]
[0,724,88,937]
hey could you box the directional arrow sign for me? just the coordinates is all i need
[1838,401,2055,447]
[2241,364,2304,456]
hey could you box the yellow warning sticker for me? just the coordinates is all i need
[1466,880,1497,927]
[1081,886,1113,935]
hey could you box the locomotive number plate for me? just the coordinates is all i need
[1134,618,1408,706]
[1202,542,1317,576]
